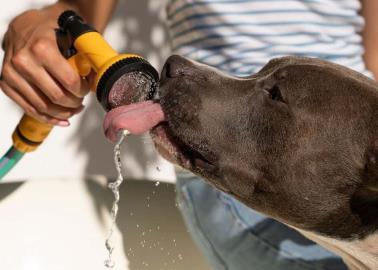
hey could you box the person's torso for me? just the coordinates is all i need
[167,0,371,76]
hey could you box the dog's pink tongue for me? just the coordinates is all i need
[104,100,165,142]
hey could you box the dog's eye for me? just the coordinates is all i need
[267,85,284,102]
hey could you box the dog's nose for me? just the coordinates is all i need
[162,55,192,79]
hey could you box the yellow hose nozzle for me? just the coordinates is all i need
[12,10,159,153]
[12,115,53,152]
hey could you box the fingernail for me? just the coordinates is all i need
[57,121,70,127]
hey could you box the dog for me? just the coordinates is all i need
[146,55,378,270]
[103,55,378,269]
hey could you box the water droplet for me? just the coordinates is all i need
[104,259,115,268]
[105,239,114,252]
[155,181,160,186]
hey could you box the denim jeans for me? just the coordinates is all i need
[176,170,348,270]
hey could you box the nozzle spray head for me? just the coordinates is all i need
[96,57,159,111]
[58,10,159,111]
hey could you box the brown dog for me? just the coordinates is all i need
[104,55,378,270]
[150,55,378,270]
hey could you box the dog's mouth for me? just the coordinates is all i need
[103,99,218,173]
[150,121,218,174]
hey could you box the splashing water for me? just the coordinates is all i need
[108,71,156,108]
[104,129,130,268]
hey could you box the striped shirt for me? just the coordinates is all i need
[166,0,372,77]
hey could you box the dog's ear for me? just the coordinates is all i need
[256,68,288,96]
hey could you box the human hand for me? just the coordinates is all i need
[0,7,90,126]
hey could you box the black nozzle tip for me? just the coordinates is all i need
[96,57,159,111]
[57,10,96,41]
[58,10,83,30]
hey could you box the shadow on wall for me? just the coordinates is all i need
[70,0,171,178]
[0,182,24,202]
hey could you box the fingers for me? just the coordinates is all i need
[1,62,83,125]
[11,49,83,109]
[1,42,88,126]
[0,80,69,126]
[35,39,90,98]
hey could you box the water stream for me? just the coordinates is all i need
[104,129,130,268]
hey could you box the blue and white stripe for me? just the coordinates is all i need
[166,0,371,77]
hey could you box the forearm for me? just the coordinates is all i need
[363,55,378,80]
[361,0,378,80]
[44,0,118,32]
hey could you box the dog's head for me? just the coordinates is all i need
[152,55,378,239]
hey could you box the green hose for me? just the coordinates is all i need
[0,147,24,180]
